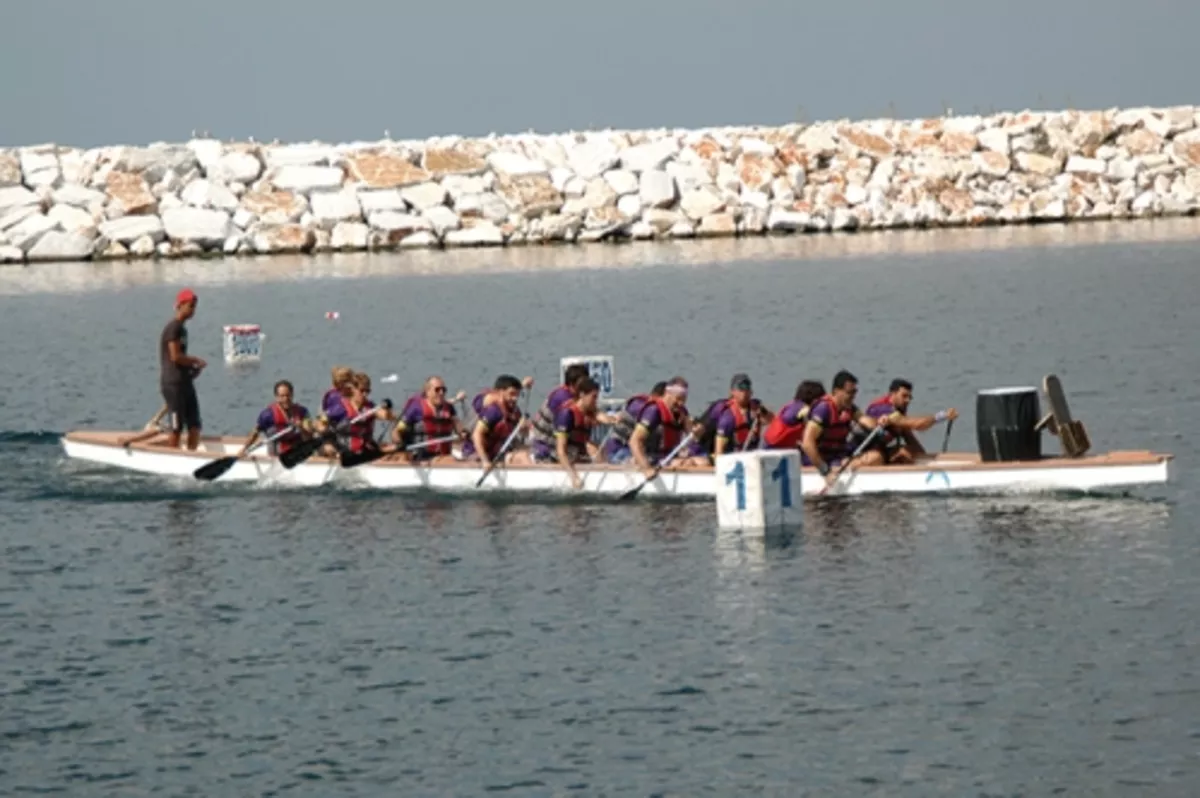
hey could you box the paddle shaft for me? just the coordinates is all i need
[819,424,885,495]
[406,433,461,452]
[940,418,954,453]
[193,424,298,480]
[620,431,696,500]
[474,412,525,487]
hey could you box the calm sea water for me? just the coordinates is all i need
[1,221,1198,795]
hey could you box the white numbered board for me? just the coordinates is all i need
[714,450,804,534]
[560,355,616,399]
[223,324,265,364]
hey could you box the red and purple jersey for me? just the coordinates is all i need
[462,401,516,460]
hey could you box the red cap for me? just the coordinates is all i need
[175,288,197,307]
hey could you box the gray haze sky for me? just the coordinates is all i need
[3,0,1195,148]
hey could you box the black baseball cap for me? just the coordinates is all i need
[730,373,752,390]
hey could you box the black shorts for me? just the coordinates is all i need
[161,381,201,432]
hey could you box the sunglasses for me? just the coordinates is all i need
[432,386,446,393]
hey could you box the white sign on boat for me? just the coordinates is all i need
[223,324,264,365]
[560,355,616,398]
[715,450,803,534]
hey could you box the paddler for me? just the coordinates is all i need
[319,372,396,457]
[323,365,355,416]
[762,380,826,452]
[696,373,774,458]
[237,380,314,458]
[461,374,532,468]
[853,378,958,465]
[801,370,888,488]
[160,287,207,450]
[599,381,665,462]
[621,376,708,479]
[531,376,603,489]
[390,375,468,463]
[527,365,619,456]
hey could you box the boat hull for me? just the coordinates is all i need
[59,431,1172,499]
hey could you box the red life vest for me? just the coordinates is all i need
[267,402,307,454]
[866,394,900,446]
[339,397,375,453]
[561,399,595,459]
[643,397,684,456]
[477,392,520,459]
[405,395,456,455]
[764,400,811,449]
[811,394,854,459]
[722,401,757,449]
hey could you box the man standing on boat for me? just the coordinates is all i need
[160,288,206,450]
[854,378,958,465]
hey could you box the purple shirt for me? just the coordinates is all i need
[866,397,902,445]
[257,403,310,432]
[326,399,374,430]
[533,403,585,459]
[777,400,808,428]
[322,387,343,416]
[545,385,574,415]
[462,402,511,458]
[401,397,457,428]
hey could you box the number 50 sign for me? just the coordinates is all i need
[714,450,803,533]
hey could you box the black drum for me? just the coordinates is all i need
[976,387,1041,462]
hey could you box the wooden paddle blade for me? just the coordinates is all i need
[279,437,324,469]
[339,448,387,468]
[193,456,237,482]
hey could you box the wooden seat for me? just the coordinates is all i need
[1037,374,1091,458]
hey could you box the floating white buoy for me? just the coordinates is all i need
[714,450,803,536]
[222,324,264,365]
[380,374,398,383]
[325,311,340,320]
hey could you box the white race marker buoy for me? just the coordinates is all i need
[222,324,264,365]
[325,311,340,320]
[714,450,803,536]
[380,374,399,383]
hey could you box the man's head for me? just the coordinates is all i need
[575,377,600,413]
[175,288,197,320]
[729,372,752,408]
[274,379,294,410]
[425,375,448,406]
[831,370,859,409]
[888,378,914,413]
[650,381,667,397]
[794,380,826,406]
[564,363,589,391]
[493,374,523,411]
[663,376,688,410]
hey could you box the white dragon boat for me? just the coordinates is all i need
[58,430,1170,499]
[56,362,1173,500]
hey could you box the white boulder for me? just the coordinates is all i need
[161,208,232,246]
[270,165,344,192]
[26,231,95,262]
[309,189,363,225]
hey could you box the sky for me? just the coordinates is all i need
[2,0,1195,149]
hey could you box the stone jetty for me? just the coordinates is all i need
[1,105,1199,265]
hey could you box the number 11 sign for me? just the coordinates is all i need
[714,450,804,534]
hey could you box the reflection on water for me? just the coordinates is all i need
[4,216,1200,297]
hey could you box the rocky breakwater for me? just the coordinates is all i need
[2,105,1200,265]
